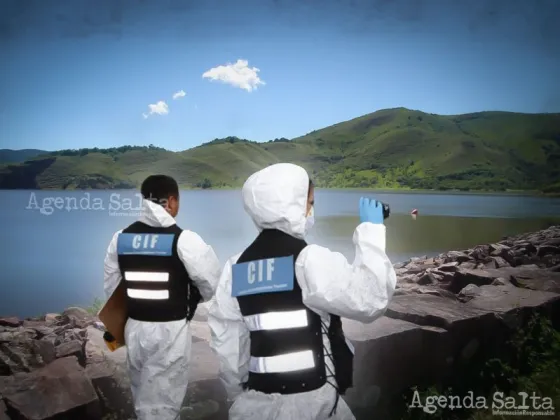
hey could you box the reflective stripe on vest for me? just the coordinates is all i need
[124,271,170,282]
[244,309,314,374]
[124,271,170,299]
[249,350,315,374]
[244,309,308,331]
[126,289,169,300]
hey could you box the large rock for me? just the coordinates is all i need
[489,244,516,265]
[56,327,87,346]
[55,340,84,364]
[61,307,95,329]
[42,314,61,326]
[466,284,560,328]
[383,294,510,372]
[0,334,55,375]
[0,318,20,328]
[0,400,9,420]
[437,262,460,272]
[342,317,449,419]
[345,225,560,416]
[385,294,495,330]
[0,327,36,343]
[84,327,134,419]
[537,245,560,257]
[484,256,510,269]
[444,251,472,263]
[342,287,560,418]
[401,263,425,274]
[27,325,55,338]
[416,271,439,285]
[469,245,493,262]
[542,238,560,247]
[441,268,498,293]
[458,261,478,270]
[492,267,560,294]
[0,356,101,419]
[458,284,482,301]
[22,320,47,329]
[542,254,560,267]
[394,283,456,300]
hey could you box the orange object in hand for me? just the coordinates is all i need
[103,331,123,352]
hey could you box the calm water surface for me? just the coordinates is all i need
[1,189,559,318]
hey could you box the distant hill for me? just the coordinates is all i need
[1,108,559,192]
[0,149,49,164]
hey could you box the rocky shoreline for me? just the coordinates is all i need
[343,225,560,418]
[1,225,560,419]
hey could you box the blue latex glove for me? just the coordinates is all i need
[359,197,384,224]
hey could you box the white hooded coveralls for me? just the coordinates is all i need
[103,199,221,420]
[208,163,397,420]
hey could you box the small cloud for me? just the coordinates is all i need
[143,100,169,119]
[202,59,265,92]
[172,90,186,100]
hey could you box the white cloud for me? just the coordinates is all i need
[143,100,169,119]
[202,59,265,92]
[172,90,186,100]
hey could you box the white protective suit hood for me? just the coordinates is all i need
[242,163,310,240]
[139,197,176,228]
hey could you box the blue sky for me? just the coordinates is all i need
[1,0,559,152]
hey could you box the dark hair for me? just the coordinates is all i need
[308,178,314,198]
[140,175,179,204]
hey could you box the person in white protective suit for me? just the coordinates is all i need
[103,175,221,420]
[208,163,397,420]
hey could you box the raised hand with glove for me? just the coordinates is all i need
[359,197,387,224]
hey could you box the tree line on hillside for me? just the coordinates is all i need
[49,144,166,157]
[199,136,291,147]
[44,136,298,158]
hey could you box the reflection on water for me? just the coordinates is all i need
[309,214,560,263]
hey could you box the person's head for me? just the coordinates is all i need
[241,163,311,239]
[307,179,315,217]
[140,175,180,217]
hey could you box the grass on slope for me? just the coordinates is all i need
[293,108,560,191]
[183,141,281,184]
[0,108,559,191]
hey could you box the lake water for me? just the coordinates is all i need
[1,189,559,318]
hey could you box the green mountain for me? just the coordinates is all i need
[1,108,559,192]
[0,149,49,164]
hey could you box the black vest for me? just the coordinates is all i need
[117,221,201,322]
[234,229,353,396]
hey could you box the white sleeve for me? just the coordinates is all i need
[103,230,123,301]
[177,230,222,302]
[208,254,250,402]
[295,222,397,323]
